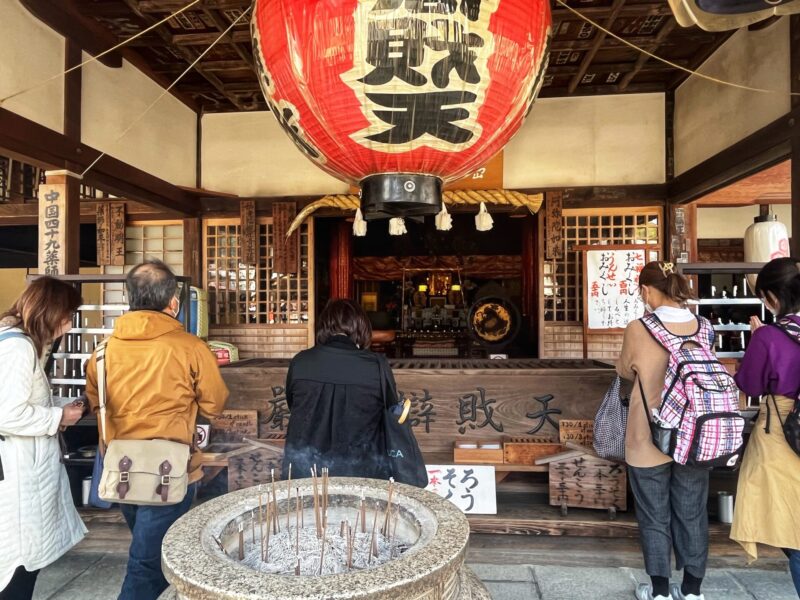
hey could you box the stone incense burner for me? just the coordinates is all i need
[159,476,490,600]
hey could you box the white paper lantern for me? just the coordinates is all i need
[744,214,790,289]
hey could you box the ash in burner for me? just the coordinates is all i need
[222,469,408,577]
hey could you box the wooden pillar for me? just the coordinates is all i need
[183,218,203,286]
[791,15,800,256]
[521,213,538,355]
[329,220,353,300]
[38,170,81,274]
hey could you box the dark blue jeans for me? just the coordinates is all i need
[783,549,800,596]
[118,483,197,600]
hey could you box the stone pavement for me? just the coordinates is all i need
[33,554,797,600]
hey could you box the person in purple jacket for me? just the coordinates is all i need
[731,257,800,595]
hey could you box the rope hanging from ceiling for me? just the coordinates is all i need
[286,189,544,236]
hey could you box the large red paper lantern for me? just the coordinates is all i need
[252,0,551,219]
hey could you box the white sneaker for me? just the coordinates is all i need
[670,583,705,600]
[635,582,673,600]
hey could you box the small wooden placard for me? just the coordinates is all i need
[549,454,627,511]
[210,410,259,443]
[109,202,126,267]
[38,178,68,275]
[559,420,594,447]
[444,152,504,191]
[545,191,563,260]
[228,447,283,492]
[272,201,298,275]
[503,438,565,466]
[96,204,111,266]
[240,200,257,266]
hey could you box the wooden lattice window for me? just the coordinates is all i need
[204,218,312,325]
[542,208,662,322]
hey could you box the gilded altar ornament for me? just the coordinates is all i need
[252,0,551,222]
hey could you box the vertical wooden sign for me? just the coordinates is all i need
[109,202,126,266]
[273,201,298,275]
[96,204,111,266]
[240,200,257,266]
[38,172,72,275]
[545,191,563,260]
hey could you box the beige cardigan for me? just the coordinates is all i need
[616,317,703,468]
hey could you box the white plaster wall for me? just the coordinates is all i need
[504,94,666,188]
[698,205,792,239]
[201,112,349,197]
[81,56,197,187]
[203,95,666,196]
[0,1,64,133]
[675,19,790,176]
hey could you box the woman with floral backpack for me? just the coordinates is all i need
[732,257,800,595]
[617,262,714,600]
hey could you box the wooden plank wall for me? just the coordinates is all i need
[541,323,623,361]
[209,325,310,359]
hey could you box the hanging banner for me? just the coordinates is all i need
[240,200,258,266]
[109,203,126,267]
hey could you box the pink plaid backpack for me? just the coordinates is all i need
[640,314,744,468]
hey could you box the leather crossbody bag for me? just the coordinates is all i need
[96,340,191,505]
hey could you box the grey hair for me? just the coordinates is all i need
[126,259,178,312]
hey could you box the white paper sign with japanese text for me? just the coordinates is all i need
[585,248,648,330]
[425,464,497,515]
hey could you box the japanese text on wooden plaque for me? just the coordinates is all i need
[549,454,627,511]
[559,420,594,447]
[96,204,111,266]
[272,201,298,275]
[38,183,66,275]
[210,410,259,443]
[545,191,563,260]
[109,203,126,267]
[240,200,257,266]
[228,448,283,492]
[585,248,646,330]
[426,464,496,514]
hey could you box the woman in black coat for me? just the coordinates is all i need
[281,299,391,480]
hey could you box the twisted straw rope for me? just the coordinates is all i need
[286,190,544,236]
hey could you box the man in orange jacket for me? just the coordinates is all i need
[85,260,228,600]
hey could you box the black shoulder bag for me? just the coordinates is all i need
[376,354,428,488]
[765,318,800,457]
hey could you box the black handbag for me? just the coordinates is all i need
[376,354,428,488]
[766,394,800,458]
[637,375,677,457]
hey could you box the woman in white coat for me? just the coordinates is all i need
[0,277,87,599]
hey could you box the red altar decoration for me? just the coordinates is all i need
[252,0,551,218]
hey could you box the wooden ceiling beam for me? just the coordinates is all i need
[552,3,673,19]
[619,17,677,91]
[138,0,251,11]
[0,107,199,216]
[0,199,182,226]
[552,34,711,52]
[539,81,666,97]
[119,0,247,111]
[547,59,689,76]
[567,0,627,94]
[201,8,255,70]
[171,30,251,45]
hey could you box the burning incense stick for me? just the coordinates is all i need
[319,523,328,575]
[264,501,272,562]
[251,509,256,544]
[368,503,380,564]
[295,558,300,576]
[390,507,399,558]
[347,522,354,571]
[382,478,395,536]
[295,487,301,554]
[271,469,280,533]
[286,463,292,530]
[339,520,346,538]
[311,467,322,538]
[258,486,265,561]
[360,493,366,534]
[238,522,245,561]
[322,467,329,526]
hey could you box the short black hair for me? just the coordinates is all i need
[756,257,800,318]
[316,299,372,349]
[126,260,178,312]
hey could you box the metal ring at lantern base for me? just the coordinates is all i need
[360,174,442,221]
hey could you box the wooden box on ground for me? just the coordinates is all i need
[503,437,565,465]
[548,454,627,512]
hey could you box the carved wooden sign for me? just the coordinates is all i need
[240,200,257,266]
[210,410,259,443]
[272,201,298,275]
[109,202,126,266]
[228,448,283,492]
[559,420,594,447]
[549,454,627,511]
[96,204,111,266]
[38,175,68,275]
[444,152,504,191]
[545,191,563,260]
[222,363,617,453]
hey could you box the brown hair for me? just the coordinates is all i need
[1,277,82,355]
[316,298,372,349]
[638,261,696,305]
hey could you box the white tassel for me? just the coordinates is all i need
[435,204,453,231]
[475,202,493,232]
[353,208,367,237]
[389,217,407,236]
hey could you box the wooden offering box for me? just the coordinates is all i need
[503,437,565,466]
[453,441,504,464]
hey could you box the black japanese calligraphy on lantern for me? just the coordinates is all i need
[267,386,291,432]
[373,0,483,21]
[272,100,323,160]
[526,394,561,435]
[424,20,483,88]
[456,387,503,434]
[360,17,429,86]
[365,91,477,144]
